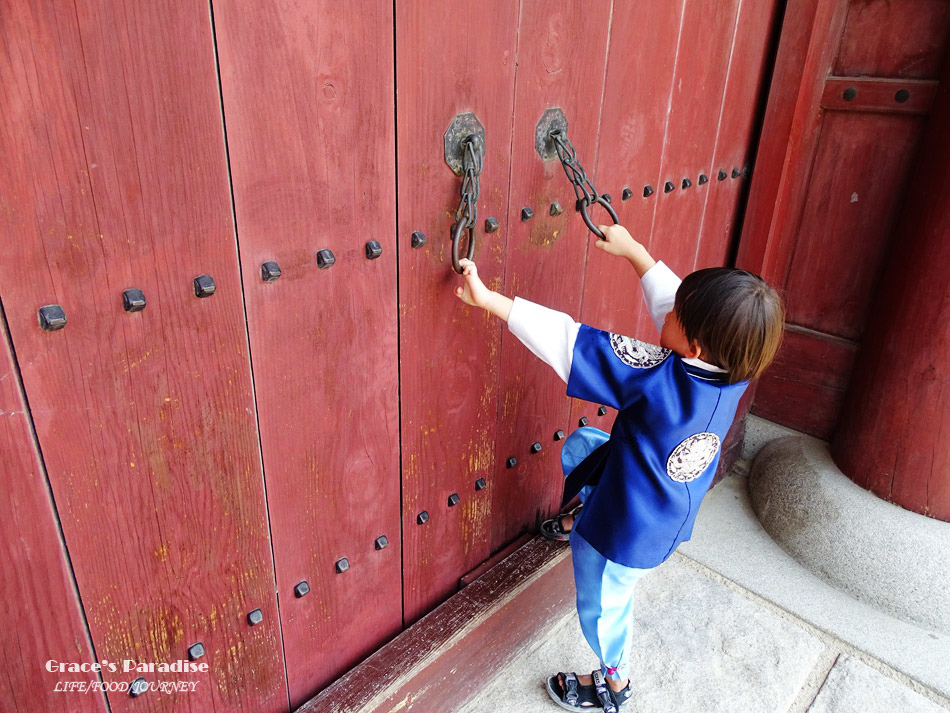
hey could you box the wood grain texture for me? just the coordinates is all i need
[751,326,858,439]
[582,0,686,339]
[784,111,924,340]
[0,314,109,713]
[396,0,519,624]
[737,0,850,285]
[212,0,402,702]
[696,0,783,270]
[298,537,571,713]
[834,0,950,79]
[0,2,286,711]
[648,0,742,280]
[491,0,613,553]
[832,51,950,520]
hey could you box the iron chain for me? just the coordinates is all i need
[549,129,618,239]
[451,135,483,273]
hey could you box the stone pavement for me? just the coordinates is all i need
[459,418,950,713]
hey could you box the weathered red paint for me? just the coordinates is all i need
[0,2,286,710]
[211,0,403,701]
[0,317,109,712]
[832,49,950,521]
[490,0,613,554]
[396,0,518,624]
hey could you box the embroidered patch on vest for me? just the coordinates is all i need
[608,334,670,369]
[667,432,721,482]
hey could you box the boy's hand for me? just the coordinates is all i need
[594,224,642,259]
[454,259,493,309]
[594,224,656,277]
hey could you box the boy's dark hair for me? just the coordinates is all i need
[674,268,785,384]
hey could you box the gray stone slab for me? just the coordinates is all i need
[461,559,824,713]
[679,471,950,698]
[750,436,950,633]
[807,656,950,713]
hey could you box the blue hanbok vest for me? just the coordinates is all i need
[566,325,748,568]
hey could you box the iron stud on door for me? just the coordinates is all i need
[122,289,146,312]
[316,250,335,269]
[37,305,66,331]
[193,275,216,297]
[260,261,282,282]
[365,241,383,260]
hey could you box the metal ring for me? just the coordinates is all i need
[451,220,476,274]
[579,195,619,239]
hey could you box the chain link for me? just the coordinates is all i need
[451,136,483,273]
[454,137,483,229]
[549,129,618,239]
[550,130,598,205]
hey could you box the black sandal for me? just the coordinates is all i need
[591,670,632,713]
[545,671,600,710]
[540,506,581,542]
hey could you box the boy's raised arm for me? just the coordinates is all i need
[596,224,681,334]
[455,260,579,383]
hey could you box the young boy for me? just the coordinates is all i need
[454,223,784,712]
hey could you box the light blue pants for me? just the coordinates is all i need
[563,428,651,683]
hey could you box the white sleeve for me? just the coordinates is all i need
[506,297,580,384]
[640,261,682,334]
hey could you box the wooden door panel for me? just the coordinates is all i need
[490,1,613,553]
[396,0,519,624]
[0,2,287,711]
[212,0,402,701]
[697,0,783,270]
[582,0,686,338]
[0,316,108,713]
[649,0,743,281]
[784,111,923,339]
[835,0,950,79]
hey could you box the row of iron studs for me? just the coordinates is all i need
[412,405,609,524]
[410,166,751,243]
[34,243,385,331]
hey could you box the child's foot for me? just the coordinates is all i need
[546,671,631,711]
[540,506,581,542]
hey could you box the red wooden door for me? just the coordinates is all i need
[737,0,949,438]
[0,2,286,711]
[212,0,403,702]
[1,2,786,709]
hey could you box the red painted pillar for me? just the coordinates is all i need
[831,55,950,522]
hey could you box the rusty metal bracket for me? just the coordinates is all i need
[444,113,485,175]
[535,108,568,162]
